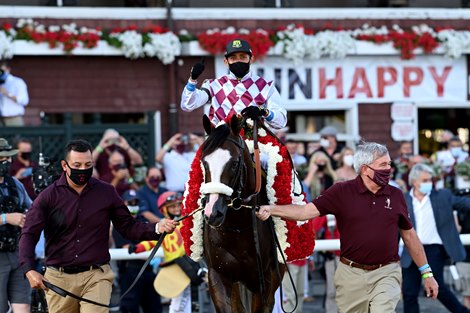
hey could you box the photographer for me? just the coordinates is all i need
[93,128,143,182]
[0,62,29,126]
[9,138,38,200]
[0,138,32,313]
[155,133,203,193]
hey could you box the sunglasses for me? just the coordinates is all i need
[163,193,183,205]
[127,199,140,206]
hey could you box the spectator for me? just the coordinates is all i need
[156,133,202,193]
[436,136,469,190]
[393,141,413,181]
[180,38,287,130]
[401,163,470,313]
[93,128,143,180]
[137,166,168,223]
[456,194,470,309]
[257,141,439,312]
[0,138,32,313]
[316,125,343,169]
[102,150,137,196]
[285,139,307,168]
[303,151,336,199]
[312,214,340,313]
[9,137,38,199]
[334,146,356,182]
[19,139,178,313]
[0,62,29,126]
[112,189,162,313]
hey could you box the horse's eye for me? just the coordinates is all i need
[231,160,239,169]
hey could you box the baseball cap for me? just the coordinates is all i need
[122,189,138,202]
[319,126,338,137]
[225,39,252,57]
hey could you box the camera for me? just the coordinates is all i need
[180,134,190,145]
[33,153,61,195]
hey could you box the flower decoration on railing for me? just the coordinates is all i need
[104,24,181,64]
[1,19,470,63]
[198,26,272,58]
[15,18,101,53]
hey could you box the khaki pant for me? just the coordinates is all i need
[334,261,401,313]
[2,116,24,126]
[281,263,306,313]
[44,264,115,313]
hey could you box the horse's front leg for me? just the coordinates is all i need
[207,269,233,313]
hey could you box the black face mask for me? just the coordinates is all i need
[0,160,10,177]
[21,152,32,160]
[228,61,250,79]
[65,162,93,186]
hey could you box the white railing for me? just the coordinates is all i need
[109,234,470,260]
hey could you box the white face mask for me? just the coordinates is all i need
[128,205,140,215]
[320,138,330,148]
[450,147,462,158]
[343,155,354,167]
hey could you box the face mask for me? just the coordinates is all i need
[418,182,433,195]
[175,144,187,154]
[127,205,140,215]
[401,153,412,160]
[148,177,161,189]
[366,165,391,187]
[320,138,330,148]
[0,72,8,84]
[21,152,32,160]
[343,155,354,167]
[316,164,326,171]
[228,61,250,78]
[450,147,462,158]
[0,160,10,177]
[65,162,93,186]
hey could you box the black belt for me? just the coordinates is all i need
[47,264,104,274]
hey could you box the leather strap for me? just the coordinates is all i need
[43,281,110,308]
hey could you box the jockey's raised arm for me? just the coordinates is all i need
[180,38,287,129]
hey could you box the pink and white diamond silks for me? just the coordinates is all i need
[203,74,273,125]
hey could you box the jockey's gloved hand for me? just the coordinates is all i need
[241,106,269,120]
[128,244,136,254]
[190,57,205,80]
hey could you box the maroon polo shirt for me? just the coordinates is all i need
[313,175,413,265]
[19,173,159,274]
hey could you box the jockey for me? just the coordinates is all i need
[180,38,287,130]
[129,191,206,313]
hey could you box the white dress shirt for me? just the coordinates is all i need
[410,189,443,245]
[0,73,29,117]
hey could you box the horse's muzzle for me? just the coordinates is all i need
[204,194,229,227]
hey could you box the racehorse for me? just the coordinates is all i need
[200,114,286,313]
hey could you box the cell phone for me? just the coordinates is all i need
[22,167,33,177]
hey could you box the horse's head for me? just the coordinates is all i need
[200,114,254,227]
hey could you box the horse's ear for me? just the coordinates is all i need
[230,114,240,135]
[203,115,214,135]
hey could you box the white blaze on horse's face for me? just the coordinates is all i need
[203,148,232,217]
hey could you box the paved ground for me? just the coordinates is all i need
[112,268,464,312]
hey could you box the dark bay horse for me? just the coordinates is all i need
[200,114,285,313]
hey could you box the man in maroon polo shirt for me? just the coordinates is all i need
[257,141,439,313]
[19,139,178,313]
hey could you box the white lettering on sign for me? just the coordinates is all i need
[215,56,467,108]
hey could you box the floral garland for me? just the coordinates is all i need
[1,19,470,62]
[181,119,315,262]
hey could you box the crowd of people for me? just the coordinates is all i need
[1,36,470,313]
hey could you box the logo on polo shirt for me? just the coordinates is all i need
[385,198,392,210]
